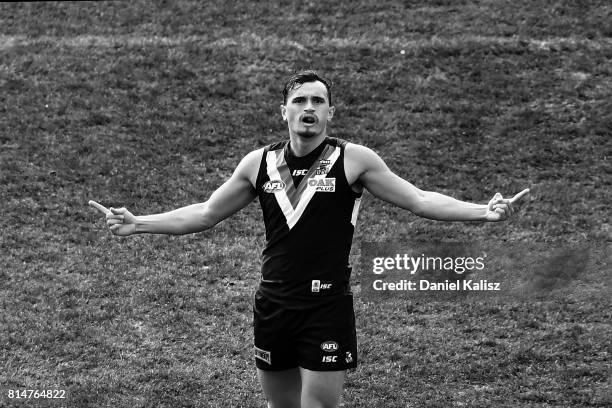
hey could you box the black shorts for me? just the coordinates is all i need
[253,291,357,371]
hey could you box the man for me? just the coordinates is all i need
[90,70,528,408]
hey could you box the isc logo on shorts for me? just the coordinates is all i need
[263,180,285,193]
[321,341,339,353]
[307,177,335,192]
[322,355,338,363]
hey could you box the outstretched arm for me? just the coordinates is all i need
[345,143,528,222]
[90,149,262,235]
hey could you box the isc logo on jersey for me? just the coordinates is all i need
[263,180,285,193]
[311,280,332,292]
[308,177,335,192]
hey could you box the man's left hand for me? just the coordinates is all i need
[485,189,530,221]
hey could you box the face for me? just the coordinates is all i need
[281,81,335,139]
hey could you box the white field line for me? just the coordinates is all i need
[0,33,611,52]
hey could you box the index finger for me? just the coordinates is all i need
[88,200,111,215]
[509,189,530,204]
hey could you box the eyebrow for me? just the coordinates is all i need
[290,95,327,102]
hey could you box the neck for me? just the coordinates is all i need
[288,132,327,157]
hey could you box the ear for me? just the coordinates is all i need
[327,106,335,121]
[280,104,287,121]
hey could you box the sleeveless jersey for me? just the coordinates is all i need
[255,137,362,307]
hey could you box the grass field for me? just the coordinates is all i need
[1,1,610,407]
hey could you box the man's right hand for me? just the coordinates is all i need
[89,200,137,236]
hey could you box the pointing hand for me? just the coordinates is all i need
[485,189,530,222]
[89,200,137,236]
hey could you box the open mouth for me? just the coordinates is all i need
[301,115,317,125]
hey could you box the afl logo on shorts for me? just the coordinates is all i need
[321,341,339,353]
[263,180,285,193]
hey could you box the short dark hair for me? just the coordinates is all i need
[282,70,332,106]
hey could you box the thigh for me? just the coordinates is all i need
[257,367,301,408]
[300,368,346,408]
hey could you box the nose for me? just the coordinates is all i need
[304,100,315,112]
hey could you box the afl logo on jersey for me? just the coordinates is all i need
[263,180,285,193]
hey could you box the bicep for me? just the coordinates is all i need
[352,145,425,213]
[203,149,261,225]
[362,167,425,212]
[205,176,256,222]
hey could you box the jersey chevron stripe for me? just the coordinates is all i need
[273,149,297,202]
[265,146,341,229]
[266,151,294,220]
[286,146,340,229]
